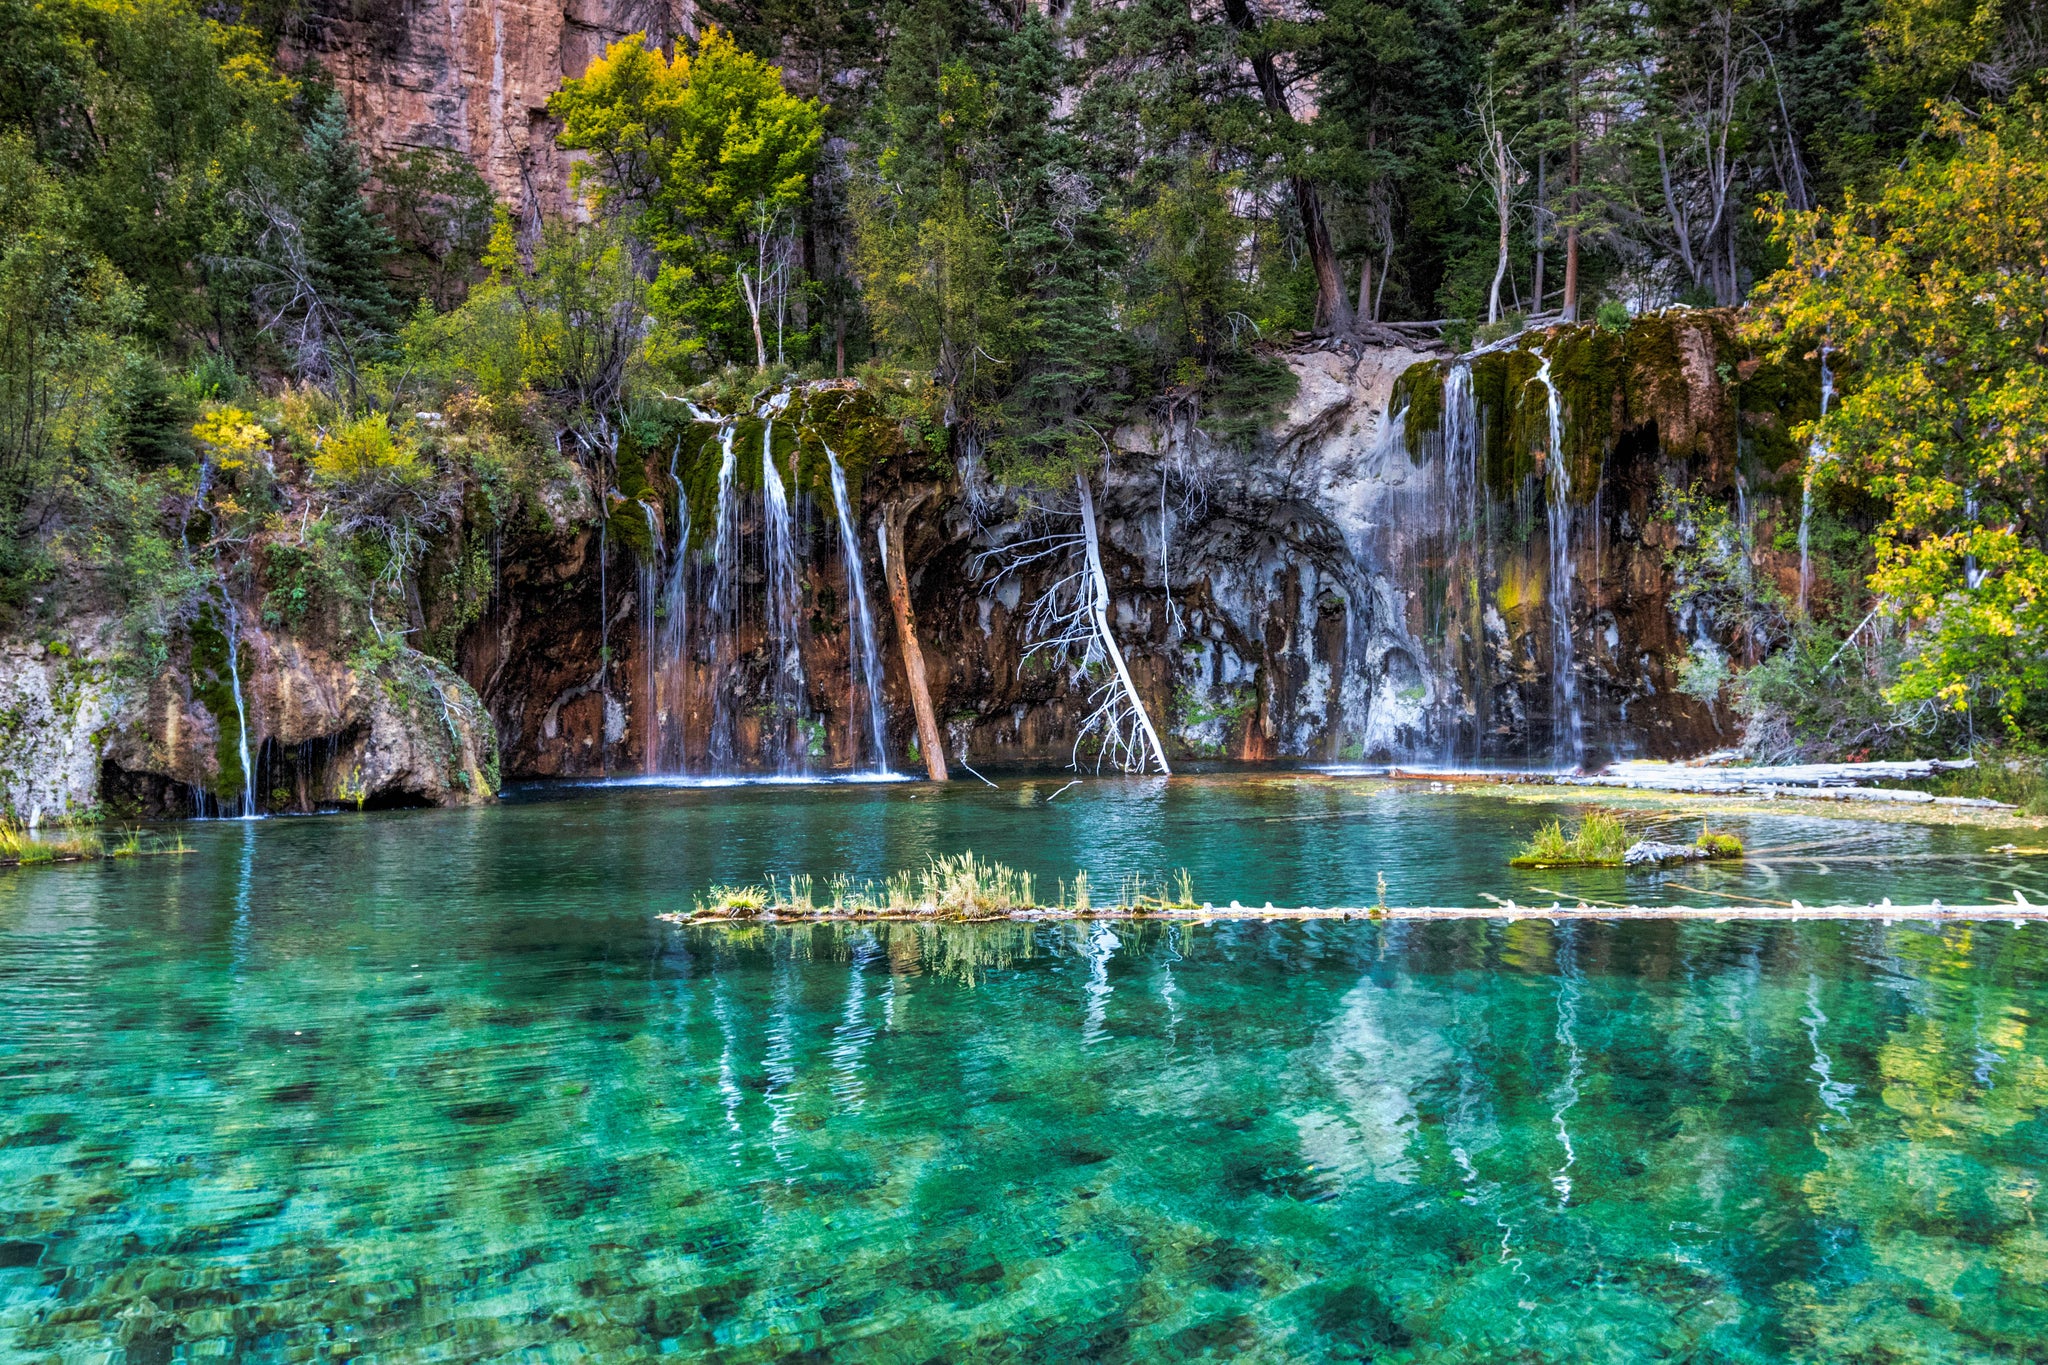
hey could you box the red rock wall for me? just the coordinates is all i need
[285,0,698,218]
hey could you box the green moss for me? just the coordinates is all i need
[1390,361,1444,462]
[187,610,253,808]
[1545,324,1625,497]
[1695,831,1745,859]
[1471,348,1543,501]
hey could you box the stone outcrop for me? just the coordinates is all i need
[1,602,498,822]
[0,632,126,824]
[286,0,699,217]
[97,602,499,817]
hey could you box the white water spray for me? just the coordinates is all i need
[826,447,891,772]
[1533,351,1582,770]
[760,407,806,772]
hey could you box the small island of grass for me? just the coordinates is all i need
[1511,813,1746,869]
[670,852,1201,923]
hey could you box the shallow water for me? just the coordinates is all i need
[2,779,2045,1361]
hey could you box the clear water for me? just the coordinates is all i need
[3,779,2045,1362]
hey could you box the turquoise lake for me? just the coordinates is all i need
[2,777,2045,1361]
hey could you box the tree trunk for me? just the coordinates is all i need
[1532,150,1547,310]
[1562,150,1580,321]
[1077,478,1172,776]
[1221,0,1352,333]
[880,494,948,782]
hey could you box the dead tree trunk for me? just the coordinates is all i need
[880,492,949,782]
[1077,479,1172,776]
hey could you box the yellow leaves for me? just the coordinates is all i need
[190,407,268,469]
[310,412,428,491]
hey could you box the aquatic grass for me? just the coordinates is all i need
[678,853,1197,921]
[0,822,100,866]
[1510,810,1631,867]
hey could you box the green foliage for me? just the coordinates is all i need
[372,147,496,310]
[1510,810,1630,866]
[552,27,824,369]
[404,211,650,419]
[0,132,137,481]
[1752,101,2048,736]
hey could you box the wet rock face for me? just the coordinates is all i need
[97,606,499,817]
[286,0,698,217]
[901,320,1770,772]
[0,635,126,824]
[464,316,1792,779]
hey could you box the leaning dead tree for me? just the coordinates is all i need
[975,474,1171,776]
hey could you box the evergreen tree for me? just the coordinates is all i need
[300,90,401,347]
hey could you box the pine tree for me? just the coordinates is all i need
[300,90,400,348]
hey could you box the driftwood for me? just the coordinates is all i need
[1560,759,2007,806]
[879,491,947,783]
[662,900,2043,925]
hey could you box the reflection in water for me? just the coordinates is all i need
[3,816,2046,1362]
[1549,925,1582,1209]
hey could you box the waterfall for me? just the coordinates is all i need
[1534,351,1582,771]
[760,401,806,772]
[637,500,664,771]
[215,584,257,819]
[706,420,741,766]
[1797,346,1834,615]
[826,447,891,772]
[1437,361,1481,766]
[650,441,692,774]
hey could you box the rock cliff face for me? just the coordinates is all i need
[0,318,1801,820]
[1,600,498,823]
[286,0,698,216]
[454,315,1801,782]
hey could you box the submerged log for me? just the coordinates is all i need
[662,901,2044,925]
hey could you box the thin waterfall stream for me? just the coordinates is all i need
[1533,351,1582,770]
[759,402,805,772]
[215,582,258,819]
[826,447,892,773]
[1798,345,1834,615]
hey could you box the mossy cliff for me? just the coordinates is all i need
[0,314,1825,807]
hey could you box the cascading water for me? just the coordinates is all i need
[1797,345,1833,615]
[759,401,806,772]
[637,500,664,771]
[648,440,692,774]
[826,446,892,772]
[1436,362,1482,766]
[706,420,741,767]
[1533,351,1583,771]
[215,584,258,819]
[635,388,900,780]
